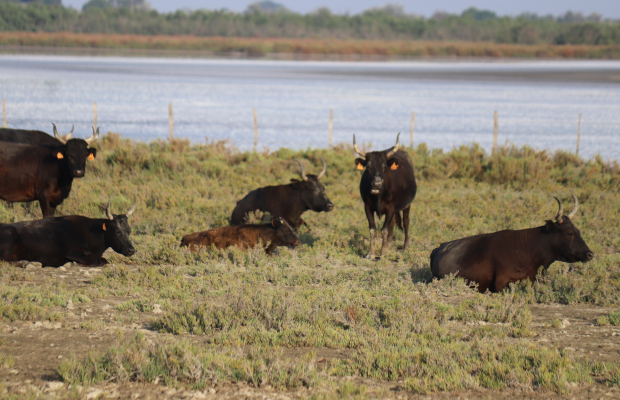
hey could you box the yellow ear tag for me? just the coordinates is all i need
[390,163,398,170]
[356,163,364,170]
[56,152,64,159]
[102,223,106,231]
[88,153,95,161]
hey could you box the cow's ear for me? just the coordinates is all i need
[355,158,366,170]
[272,218,282,228]
[388,158,399,170]
[88,148,97,160]
[545,220,556,232]
[56,152,64,159]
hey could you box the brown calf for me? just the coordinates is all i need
[181,217,300,255]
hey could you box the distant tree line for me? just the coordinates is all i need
[0,1,618,45]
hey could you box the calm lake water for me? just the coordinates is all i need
[0,55,619,160]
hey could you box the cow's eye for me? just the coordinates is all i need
[567,231,575,237]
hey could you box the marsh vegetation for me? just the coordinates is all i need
[0,134,619,398]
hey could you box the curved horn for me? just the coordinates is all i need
[85,127,99,145]
[126,196,137,217]
[65,125,74,140]
[106,196,114,221]
[353,134,366,158]
[51,123,67,145]
[553,196,564,223]
[317,157,327,179]
[386,133,401,158]
[293,159,308,181]
[567,194,579,220]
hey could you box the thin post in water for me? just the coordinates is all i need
[168,103,174,140]
[328,108,333,148]
[492,110,498,155]
[253,108,258,152]
[2,98,6,128]
[409,111,416,147]
[93,102,97,130]
[576,113,582,156]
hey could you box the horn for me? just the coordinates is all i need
[317,157,327,179]
[553,196,564,223]
[51,123,67,145]
[293,159,308,181]
[386,133,401,158]
[567,194,579,220]
[353,134,366,158]
[65,125,74,140]
[126,196,137,217]
[85,127,99,145]
[106,196,114,221]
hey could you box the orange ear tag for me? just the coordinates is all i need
[88,154,95,160]
[56,152,64,159]
[102,223,106,231]
[390,163,398,170]
[356,163,364,170]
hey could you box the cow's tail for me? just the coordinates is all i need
[395,212,403,231]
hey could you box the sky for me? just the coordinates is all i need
[61,0,620,19]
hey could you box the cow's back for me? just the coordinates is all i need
[0,128,58,147]
[430,233,492,279]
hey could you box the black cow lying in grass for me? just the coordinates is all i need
[230,158,333,230]
[430,195,594,293]
[181,217,300,255]
[0,199,136,268]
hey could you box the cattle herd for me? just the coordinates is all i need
[0,126,594,293]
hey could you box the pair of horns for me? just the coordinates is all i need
[353,133,400,158]
[293,158,327,181]
[553,194,579,223]
[106,196,137,221]
[52,123,99,145]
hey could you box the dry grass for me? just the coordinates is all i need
[1,32,620,58]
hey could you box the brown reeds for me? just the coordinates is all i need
[1,32,620,59]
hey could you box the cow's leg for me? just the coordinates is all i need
[37,197,56,218]
[364,203,377,259]
[66,252,99,267]
[297,218,311,232]
[380,208,396,255]
[402,206,411,250]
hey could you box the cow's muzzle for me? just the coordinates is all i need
[72,170,85,177]
[371,177,382,194]
[585,251,594,261]
[325,203,334,211]
[125,247,136,257]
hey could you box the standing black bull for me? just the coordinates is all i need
[0,124,99,217]
[0,198,136,268]
[231,158,334,229]
[430,195,594,293]
[354,133,417,258]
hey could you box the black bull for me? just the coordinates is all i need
[0,200,137,268]
[430,195,594,293]
[354,133,417,258]
[0,124,99,217]
[230,158,333,229]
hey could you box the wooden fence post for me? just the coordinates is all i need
[168,103,173,140]
[93,102,97,129]
[253,108,258,152]
[328,109,333,148]
[2,99,6,128]
[409,111,415,147]
[576,113,582,156]
[492,110,498,155]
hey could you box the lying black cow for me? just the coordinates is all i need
[354,133,417,258]
[230,158,333,229]
[0,124,99,217]
[0,198,136,268]
[430,195,594,293]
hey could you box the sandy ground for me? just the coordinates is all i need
[0,264,619,399]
